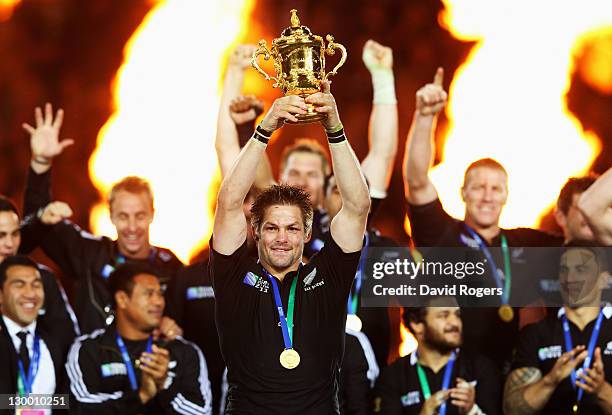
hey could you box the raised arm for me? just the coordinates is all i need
[578,167,612,245]
[403,68,447,205]
[215,44,257,177]
[359,40,398,197]
[22,103,73,216]
[504,347,586,415]
[212,95,307,255]
[306,82,370,253]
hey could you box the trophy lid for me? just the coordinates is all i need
[275,9,321,47]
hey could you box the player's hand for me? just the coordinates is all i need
[140,345,170,390]
[545,346,587,386]
[416,68,447,116]
[40,201,73,225]
[23,103,74,164]
[418,390,449,415]
[577,347,606,395]
[450,377,476,414]
[305,81,341,131]
[362,39,393,71]
[230,95,264,125]
[228,44,257,71]
[259,95,307,132]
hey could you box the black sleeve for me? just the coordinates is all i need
[66,338,144,415]
[19,166,53,254]
[511,323,541,370]
[38,220,106,281]
[317,233,363,300]
[39,269,78,352]
[406,197,457,247]
[472,355,503,415]
[341,334,373,415]
[372,363,404,415]
[24,167,52,218]
[156,341,212,415]
[208,237,249,297]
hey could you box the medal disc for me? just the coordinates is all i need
[346,314,363,332]
[279,348,301,369]
[573,403,579,414]
[498,305,514,322]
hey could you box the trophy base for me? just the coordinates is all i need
[286,104,327,124]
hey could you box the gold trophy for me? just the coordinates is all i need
[251,9,347,124]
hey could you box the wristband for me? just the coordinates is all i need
[32,157,51,166]
[326,127,347,144]
[370,69,397,105]
[252,125,272,145]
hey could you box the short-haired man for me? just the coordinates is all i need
[210,78,370,413]
[555,176,598,243]
[67,262,211,414]
[579,167,612,246]
[0,256,67,405]
[0,195,78,355]
[373,298,501,415]
[403,69,565,370]
[21,104,183,334]
[505,242,612,414]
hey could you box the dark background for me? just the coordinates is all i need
[1,0,610,255]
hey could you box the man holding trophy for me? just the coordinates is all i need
[210,11,371,414]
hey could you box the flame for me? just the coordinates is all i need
[427,0,609,228]
[89,0,255,263]
[399,322,417,357]
[0,0,21,21]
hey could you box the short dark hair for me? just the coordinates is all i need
[280,138,331,178]
[0,255,40,288]
[556,175,598,215]
[107,262,161,307]
[250,184,314,235]
[0,196,19,216]
[402,307,428,328]
[402,296,460,329]
[562,239,610,273]
[463,158,508,187]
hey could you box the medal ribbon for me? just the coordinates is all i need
[562,308,604,405]
[347,233,370,315]
[262,266,300,348]
[415,350,456,415]
[116,333,153,391]
[463,226,512,305]
[16,334,40,396]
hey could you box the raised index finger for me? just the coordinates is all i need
[433,67,444,87]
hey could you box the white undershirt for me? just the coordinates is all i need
[3,315,55,414]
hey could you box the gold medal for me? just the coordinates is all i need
[279,348,301,369]
[572,403,579,414]
[498,305,514,322]
[346,314,363,332]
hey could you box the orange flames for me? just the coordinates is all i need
[89,0,255,263]
[0,0,21,21]
[400,0,611,357]
[428,0,608,229]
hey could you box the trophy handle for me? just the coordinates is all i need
[323,35,347,81]
[251,40,280,87]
